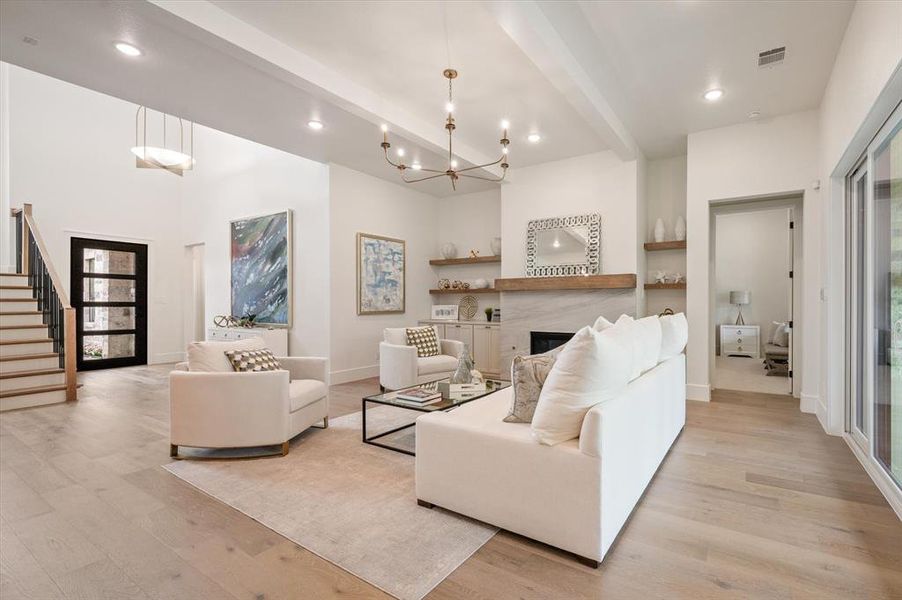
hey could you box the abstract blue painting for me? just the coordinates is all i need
[231,211,291,326]
[357,233,405,314]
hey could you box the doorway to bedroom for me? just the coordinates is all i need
[711,196,803,397]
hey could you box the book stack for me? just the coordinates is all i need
[395,387,442,406]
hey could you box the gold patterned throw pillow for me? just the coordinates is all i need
[224,348,282,372]
[406,326,439,358]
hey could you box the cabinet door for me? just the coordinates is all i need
[487,327,502,375]
[445,324,473,352]
[472,326,491,370]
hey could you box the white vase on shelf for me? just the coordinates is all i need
[490,237,502,256]
[440,242,457,259]
[674,216,686,241]
[654,218,666,243]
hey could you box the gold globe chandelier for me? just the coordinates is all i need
[380,68,509,191]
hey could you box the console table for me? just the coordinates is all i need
[207,326,288,356]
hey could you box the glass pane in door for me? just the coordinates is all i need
[82,334,136,360]
[82,278,136,302]
[82,307,135,331]
[873,120,901,488]
[82,249,136,275]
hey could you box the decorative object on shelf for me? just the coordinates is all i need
[472,278,488,289]
[492,308,501,322]
[674,215,686,241]
[357,232,406,315]
[437,278,451,290]
[451,279,463,289]
[659,308,675,317]
[131,106,194,176]
[655,271,667,284]
[231,210,291,326]
[380,69,510,190]
[654,217,666,243]
[484,307,493,322]
[431,304,459,320]
[671,273,684,283]
[470,369,485,384]
[449,344,475,383]
[458,295,478,320]
[213,314,257,328]
[462,281,471,289]
[490,237,502,256]
[526,213,601,277]
[469,249,481,258]
[440,242,457,259]
[730,290,750,325]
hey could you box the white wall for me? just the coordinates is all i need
[645,155,687,316]
[500,151,639,278]
[818,0,902,434]
[714,209,791,351]
[685,110,819,404]
[329,164,439,383]
[6,64,185,363]
[180,126,331,361]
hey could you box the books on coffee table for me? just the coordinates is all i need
[396,388,442,403]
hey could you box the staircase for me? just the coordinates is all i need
[0,204,76,411]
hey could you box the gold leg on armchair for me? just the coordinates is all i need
[281,441,290,456]
[323,416,329,428]
[170,444,178,458]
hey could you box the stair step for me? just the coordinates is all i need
[0,338,52,345]
[0,286,34,299]
[0,353,61,373]
[0,311,44,327]
[0,300,38,311]
[0,340,54,357]
[0,274,28,286]
[0,285,31,289]
[0,369,65,391]
[0,326,49,341]
[0,383,67,399]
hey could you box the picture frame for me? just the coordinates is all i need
[431,305,459,321]
[230,210,292,327]
[357,232,406,315]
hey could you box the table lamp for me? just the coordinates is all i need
[730,290,750,325]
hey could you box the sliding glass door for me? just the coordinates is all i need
[847,104,901,490]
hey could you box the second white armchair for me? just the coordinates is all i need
[379,326,464,391]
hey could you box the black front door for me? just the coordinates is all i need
[71,238,148,370]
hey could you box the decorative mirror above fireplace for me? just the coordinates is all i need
[525,213,601,277]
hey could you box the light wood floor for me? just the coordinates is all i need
[1,365,900,599]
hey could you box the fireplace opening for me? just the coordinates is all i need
[530,331,575,355]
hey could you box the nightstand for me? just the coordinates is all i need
[720,324,760,359]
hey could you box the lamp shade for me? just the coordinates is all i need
[729,290,750,305]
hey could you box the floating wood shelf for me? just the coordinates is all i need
[644,241,686,251]
[494,274,636,292]
[429,288,499,295]
[644,282,686,290]
[429,256,501,266]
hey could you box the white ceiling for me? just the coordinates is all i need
[0,0,856,196]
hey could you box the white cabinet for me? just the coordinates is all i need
[719,324,759,359]
[207,327,289,356]
[473,325,502,375]
[444,323,473,349]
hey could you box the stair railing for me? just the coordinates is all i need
[11,203,77,401]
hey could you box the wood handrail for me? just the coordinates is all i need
[21,204,71,308]
[17,203,77,401]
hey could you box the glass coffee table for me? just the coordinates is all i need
[362,377,510,455]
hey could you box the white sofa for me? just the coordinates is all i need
[415,353,686,567]
[379,326,465,391]
[169,349,329,458]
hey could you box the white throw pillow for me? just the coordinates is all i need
[634,315,663,373]
[659,313,688,362]
[613,315,642,380]
[530,325,631,446]
[592,315,614,331]
[187,337,266,372]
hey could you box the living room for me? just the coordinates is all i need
[0,1,900,599]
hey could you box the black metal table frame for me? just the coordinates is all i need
[361,397,431,456]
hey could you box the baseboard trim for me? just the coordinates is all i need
[152,352,185,365]
[799,392,818,415]
[843,434,902,522]
[686,383,710,402]
[330,364,378,385]
[815,397,830,434]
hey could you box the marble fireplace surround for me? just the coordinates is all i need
[499,286,637,375]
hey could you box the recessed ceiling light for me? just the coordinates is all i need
[703,88,724,102]
[397,148,405,157]
[411,162,422,170]
[114,42,142,57]
[527,133,541,143]
[307,120,324,130]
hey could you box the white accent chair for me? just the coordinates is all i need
[379,326,464,391]
[169,339,329,458]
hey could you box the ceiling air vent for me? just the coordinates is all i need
[758,46,786,68]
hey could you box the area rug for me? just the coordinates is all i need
[163,407,497,600]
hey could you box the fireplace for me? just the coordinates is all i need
[530,331,575,354]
